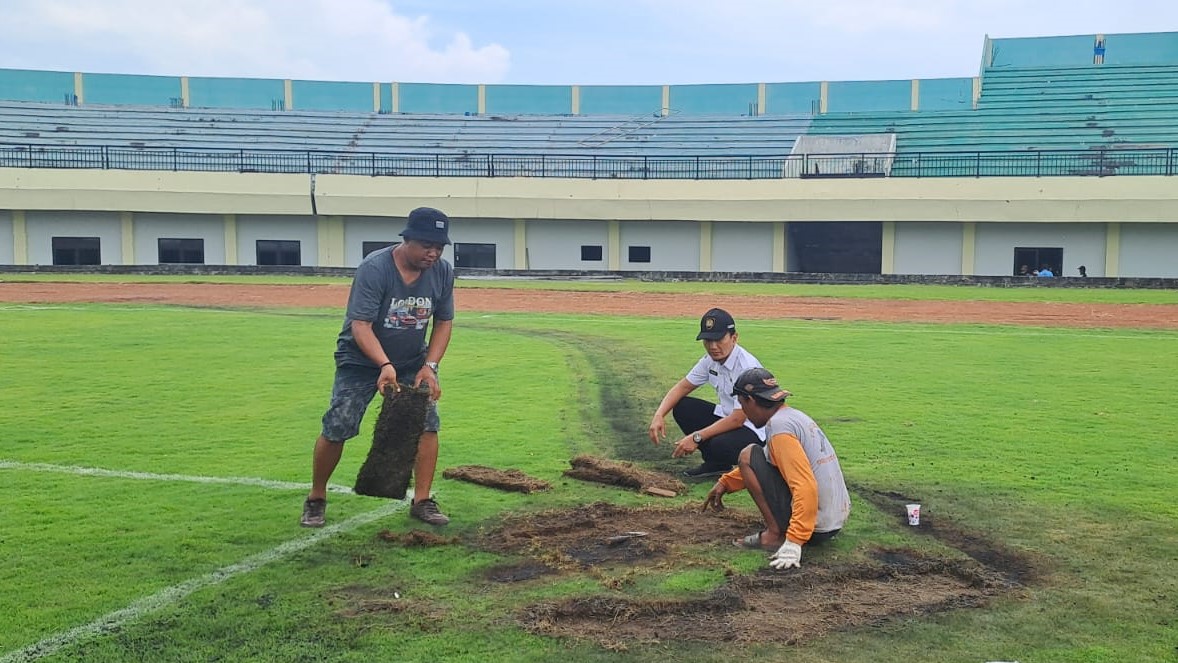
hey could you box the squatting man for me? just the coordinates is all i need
[702,367,851,569]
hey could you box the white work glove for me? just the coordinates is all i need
[768,539,802,570]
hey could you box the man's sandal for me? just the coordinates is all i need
[734,530,781,551]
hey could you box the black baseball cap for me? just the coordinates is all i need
[399,207,451,245]
[731,367,791,402]
[696,308,736,340]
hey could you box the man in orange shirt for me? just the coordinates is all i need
[702,367,850,569]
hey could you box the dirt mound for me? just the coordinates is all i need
[563,455,686,495]
[442,465,552,493]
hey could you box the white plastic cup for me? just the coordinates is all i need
[906,503,921,526]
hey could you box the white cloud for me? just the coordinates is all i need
[0,0,511,82]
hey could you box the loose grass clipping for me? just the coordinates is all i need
[354,384,431,499]
[562,454,686,495]
[442,465,552,494]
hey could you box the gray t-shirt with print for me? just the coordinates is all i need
[334,246,455,372]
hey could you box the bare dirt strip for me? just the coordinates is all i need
[2,281,1178,329]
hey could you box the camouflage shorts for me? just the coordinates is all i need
[320,364,440,442]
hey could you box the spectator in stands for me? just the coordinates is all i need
[1019,264,1032,276]
[648,308,765,478]
[1078,265,1088,277]
[301,207,455,528]
[1038,265,1055,278]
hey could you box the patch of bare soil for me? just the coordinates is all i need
[475,501,1034,649]
[481,502,757,571]
[521,551,1013,648]
[442,465,552,493]
[563,455,687,495]
[376,529,459,547]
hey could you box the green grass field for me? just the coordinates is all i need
[1,286,1176,662]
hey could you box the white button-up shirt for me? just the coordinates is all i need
[685,344,763,435]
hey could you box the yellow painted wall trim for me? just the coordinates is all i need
[223,214,238,265]
[757,83,766,115]
[880,220,895,274]
[477,84,486,115]
[372,82,381,112]
[1105,221,1120,277]
[12,210,28,265]
[180,77,190,108]
[773,222,786,272]
[972,77,981,109]
[513,219,527,268]
[699,220,712,270]
[392,82,400,113]
[571,85,580,115]
[961,222,976,275]
[819,81,829,114]
[910,79,920,111]
[284,79,293,110]
[74,72,84,105]
[607,219,620,270]
[316,215,345,267]
[661,86,670,116]
[120,211,134,265]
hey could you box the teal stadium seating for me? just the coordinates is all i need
[0,101,812,178]
[808,64,1178,177]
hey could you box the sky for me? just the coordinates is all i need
[0,0,1176,85]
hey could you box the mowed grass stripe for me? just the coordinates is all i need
[0,500,405,663]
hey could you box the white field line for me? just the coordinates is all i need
[0,460,354,495]
[0,499,405,663]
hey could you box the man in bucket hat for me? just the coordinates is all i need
[302,207,455,528]
[648,308,766,478]
[702,367,851,570]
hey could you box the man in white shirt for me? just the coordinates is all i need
[648,308,765,478]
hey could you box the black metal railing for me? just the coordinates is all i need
[1,143,1175,179]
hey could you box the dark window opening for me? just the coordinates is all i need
[1013,247,1063,276]
[628,245,651,263]
[581,245,603,261]
[787,222,881,274]
[362,241,397,258]
[454,242,496,268]
[256,240,301,266]
[158,238,205,264]
[52,236,100,265]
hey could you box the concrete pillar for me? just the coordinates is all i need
[120,212,134,265]
[699,221,713,271]
[223,214,238,265]
[607,220,621,270]
[961,222,976,275]
[513,219,527,269]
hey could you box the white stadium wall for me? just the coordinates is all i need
[0,210,12,264]
[712,222,775,273]
[892,222,965,276]
[972,222,1106,277]
[132,213,228,265]
[3,168,1178,277]
[1118,223,1178,278]
[235,215,319,267]
[524,219,610,270]
[24,211,123,265]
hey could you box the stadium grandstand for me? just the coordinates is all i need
[1,30,1177,279]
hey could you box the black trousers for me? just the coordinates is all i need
[671,396,763,467]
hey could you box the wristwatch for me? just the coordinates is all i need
[692,432,703,445]
[425,361,439,373]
